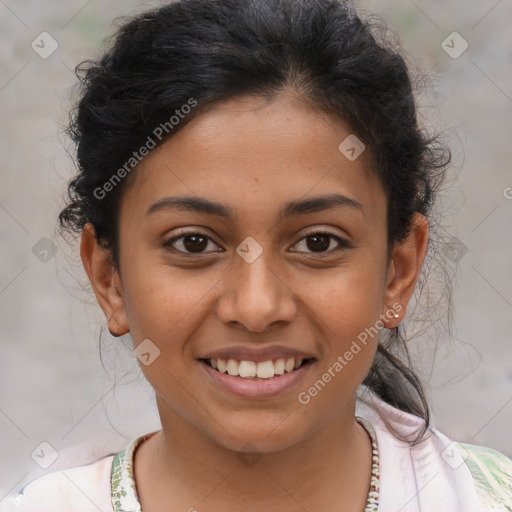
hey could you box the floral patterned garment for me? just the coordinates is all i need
[111,432,155,512]
[109,426,512,511]
[459,442,512,510]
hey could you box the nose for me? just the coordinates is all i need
[216,247,297,333]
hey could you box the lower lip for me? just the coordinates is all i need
[198,359,315,399]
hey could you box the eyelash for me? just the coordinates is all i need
[162,229,350,256]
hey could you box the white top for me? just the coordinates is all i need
[3,388,511,512]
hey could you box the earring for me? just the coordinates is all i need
[393,313,399,318]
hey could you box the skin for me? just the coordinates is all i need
[81,91,428,511]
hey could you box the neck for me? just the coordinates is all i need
[134,395,373,511]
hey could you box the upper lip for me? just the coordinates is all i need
[199,345,317,363]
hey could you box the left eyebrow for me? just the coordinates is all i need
[280,193,365,220]
[145,193,365,220]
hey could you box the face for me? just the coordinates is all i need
[82,92,426,453]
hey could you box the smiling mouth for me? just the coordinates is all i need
[198,357,315,380]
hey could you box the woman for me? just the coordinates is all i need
[7,0,512,510]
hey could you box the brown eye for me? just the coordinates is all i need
[181,234,209,252]
[306,234,331,252]
[163,232,221,254]
[292,230,350,254]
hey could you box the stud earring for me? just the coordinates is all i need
[393,312,399,318]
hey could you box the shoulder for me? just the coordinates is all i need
[2,454,115,512]
[453,441,512,510]
[356,387,512,511]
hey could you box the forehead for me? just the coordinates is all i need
[121,93,386,224]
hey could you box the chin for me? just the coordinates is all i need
[204,415,308,455]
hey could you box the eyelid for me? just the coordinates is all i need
[300,226,349,241]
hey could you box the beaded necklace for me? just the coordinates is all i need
[355,416,380,511]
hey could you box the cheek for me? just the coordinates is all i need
[123,262,221,342]
[295,271,383,415]
[297,257,385,375]
[299,258,386,331]
[120,264,218,399]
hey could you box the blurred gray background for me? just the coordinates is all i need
[1,0,511,503]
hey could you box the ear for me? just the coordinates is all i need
[80,223,129,337]
[381,213,429,327]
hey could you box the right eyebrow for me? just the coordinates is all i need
[145,196,236,220]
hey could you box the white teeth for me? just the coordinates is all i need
[208,357,309,379]
[256,360,275,378]
[226,358,239,376]
[217,358,227,373]
[273,358,285,374]
[238,360,257,378]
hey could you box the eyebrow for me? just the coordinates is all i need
[145,193,365,220]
